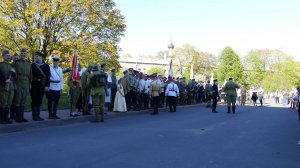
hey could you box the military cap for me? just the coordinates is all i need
[52,56,60,62]
[128,68,134,71]
[13,53,19,57]
[213,79,218,82]
[21,48,27,52]
[35,51,45,58]
[111,68,116,72]
[182,77,186,79]
[229,77,233,80]
[133,70,139,73]
[123,70,128,74]
[100,62,106,67]
[2,50,10,56]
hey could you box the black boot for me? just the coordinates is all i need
[53,104,60,119]
[169,106,172,112]
[20,106,28,122]
[174,105,176,112]
[10,105,16,120]
[15,106,22,123]
[48,103,55,119]
[36,106,44,121]
[0,108,4,124]
[227,106,231,114]
[2,108,12,124]
[232,106,236,114]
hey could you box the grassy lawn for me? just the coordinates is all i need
[25,93,70,112]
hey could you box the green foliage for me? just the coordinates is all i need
[261,61,300,91]
[217,47,245,84]
[0,0,126,71]
[146,66,166,75]
[244,50,266,86]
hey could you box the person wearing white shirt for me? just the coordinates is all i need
[138,75,150,109]
[165,77,179,112]
[46,56,64,119]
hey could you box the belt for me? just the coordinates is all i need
[32,78,43,82]
[50,80,60,83]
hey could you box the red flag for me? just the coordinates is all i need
[72,50,80,82]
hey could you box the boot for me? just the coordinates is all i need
[10,105,16,120]
[33,106,44,121]
[20,106,28,122]
[227,106,231,114]
[174,105,176,112]
[232,106,236,114]
[53,105,60,119]
[92,108,101,122]
[2,108,12,124]
[15,106,22,123]
[48,104,55,119]
[100,107,104,122]
[169,106,173,112]
[0,108,4,124]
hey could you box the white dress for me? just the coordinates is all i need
[113,84,127,112]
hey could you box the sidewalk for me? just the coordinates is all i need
[0,104,204,134]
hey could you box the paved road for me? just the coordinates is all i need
[1,104,300,168]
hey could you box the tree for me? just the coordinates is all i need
[0,0,126,70]
[261,61,300,91]
[156,50,168,60]
[146,66,165,76]
[243,50,266,86]
[216,47,245,84]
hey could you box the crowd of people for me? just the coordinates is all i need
[1,49,300,124]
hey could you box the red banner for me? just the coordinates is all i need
[72,50,80,82]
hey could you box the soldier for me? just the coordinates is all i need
[10,53,20,120]
[211,79,220,113]
[205,80,212,107]
[0,50,16,124]
[240,85,247,106]
[149,74,161,115]
[128,68,138,110]
[88,63,108,122]
[224,78,240,114]
[68,64,81,117]
[138,74,150,109]
[109,69,117,111]
[46,56,63,119]
[81,65,93,115]
[12,48,31,122]
[31,52,50,121]
[165,77,179,112]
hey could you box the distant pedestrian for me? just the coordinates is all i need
[251,92,258,106]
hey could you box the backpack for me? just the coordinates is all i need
[90,72,107,87]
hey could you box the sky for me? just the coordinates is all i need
[114,0,300,60]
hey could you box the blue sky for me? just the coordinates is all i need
[115,0,300,60]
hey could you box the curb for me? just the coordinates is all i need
[0,104,204,134]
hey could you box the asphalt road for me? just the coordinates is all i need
[1,104,300,168]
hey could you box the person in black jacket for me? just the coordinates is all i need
[30,52,50,121]
[211,79,220,113]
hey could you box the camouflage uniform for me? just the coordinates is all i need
[224,79,240,114]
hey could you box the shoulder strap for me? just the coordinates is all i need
[34,63,46,78]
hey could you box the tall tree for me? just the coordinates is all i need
[0,0,126,70]
[217,47,245,84]
[243,50,266,86]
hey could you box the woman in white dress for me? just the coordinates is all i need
[113,78,127,112]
